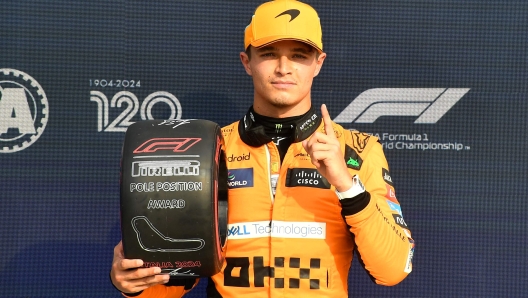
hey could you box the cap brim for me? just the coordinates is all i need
[251,36,323,53]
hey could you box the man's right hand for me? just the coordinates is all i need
[110,241,170,294]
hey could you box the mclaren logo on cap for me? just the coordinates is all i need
[275,9,300,22]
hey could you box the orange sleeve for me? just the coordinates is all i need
[341,133,414,286]
[122,279,199,298]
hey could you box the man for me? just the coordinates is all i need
[111,0,414,297]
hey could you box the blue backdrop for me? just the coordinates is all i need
[1,0,527,297]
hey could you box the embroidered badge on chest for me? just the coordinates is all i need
[344,145,363,170]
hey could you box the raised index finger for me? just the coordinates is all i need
[321,104,335,138]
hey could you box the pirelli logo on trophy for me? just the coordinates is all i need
[131,160,200,177]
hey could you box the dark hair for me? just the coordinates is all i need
[245,46,252,60]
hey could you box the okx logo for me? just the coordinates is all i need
[224,256,324,289]
[334,88,470,124]
[0,69,49,153]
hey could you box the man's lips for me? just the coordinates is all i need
[271,81,296,89]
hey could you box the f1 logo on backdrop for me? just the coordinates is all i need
[0,69,49,153]
[334,88,470,124]
[90,91,182,132]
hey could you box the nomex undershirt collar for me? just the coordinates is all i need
[238,105,322,147]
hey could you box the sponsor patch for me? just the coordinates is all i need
[222,127,233,137]
[227,168,254,189]
[385,184,399,204]
[293,152,310,160]
[382,168,394,186]
[227,221,326,240]
[386,200,402,216]
[285,168,330,189]
[299,114,318,132]
[392,214,408,229]
[227,152,251,162]
[224,255,323,289]
[344,145,363,170]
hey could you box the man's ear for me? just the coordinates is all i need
[313,52,327,77]
[240,52,252,76]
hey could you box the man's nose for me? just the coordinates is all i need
[275,56,293,75]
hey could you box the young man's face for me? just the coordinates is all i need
[240,40,326,117]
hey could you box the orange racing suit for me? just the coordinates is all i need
[123,108,414,298]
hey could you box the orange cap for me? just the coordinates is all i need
[244,0,323,52]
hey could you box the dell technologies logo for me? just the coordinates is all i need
[334,88,470,124]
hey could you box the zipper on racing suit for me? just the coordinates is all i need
[264,143,281,204]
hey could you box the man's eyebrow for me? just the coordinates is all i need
[292,47,314,54]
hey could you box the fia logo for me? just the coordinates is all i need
[0,69,49,153]
[334,88,470,124]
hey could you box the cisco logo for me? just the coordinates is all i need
[285,168,330,189]
[0,69,49,153]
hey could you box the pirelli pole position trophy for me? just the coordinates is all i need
[120,119,227,277]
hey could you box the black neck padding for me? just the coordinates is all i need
[238,106,321,147]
